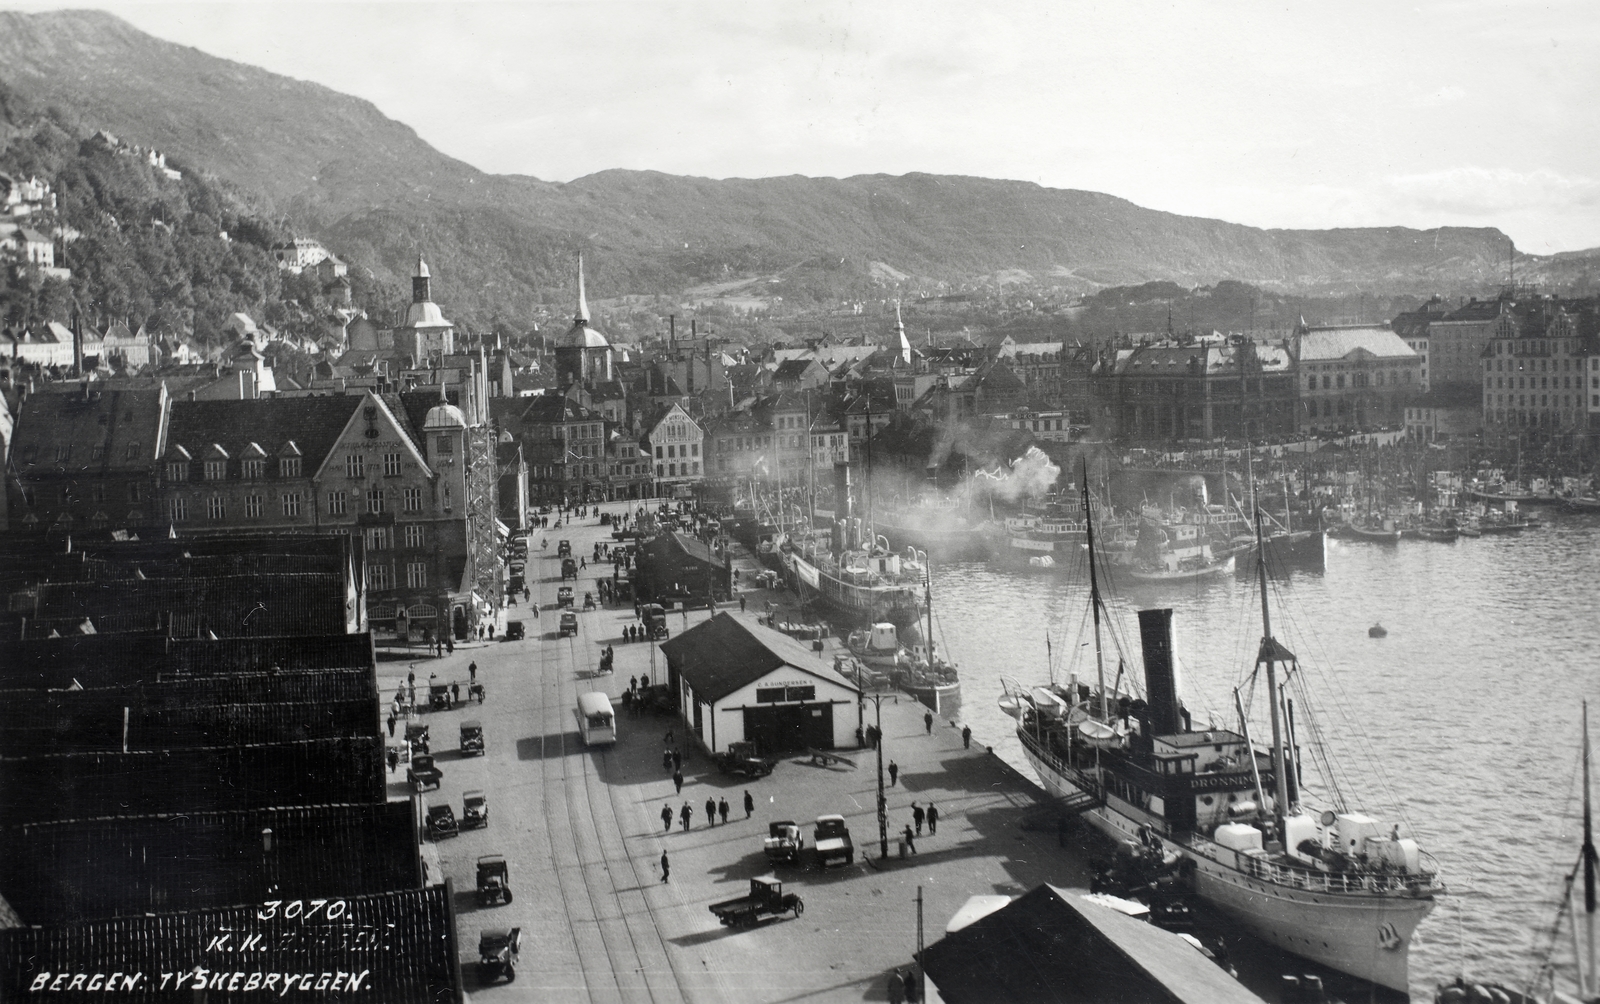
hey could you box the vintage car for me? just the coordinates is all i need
[477,927,520,984]
[504,620,525,641]
[557,539,572,557]
[426,803,458,840]
[477,855,513,907]
[559,612,579,638]
[460,720,485,756]
[462,789,489,829]
[557,586,575,607]
[408,753,443,792]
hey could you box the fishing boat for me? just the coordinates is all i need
[847,622,908,669]
[1432,701,1596,1004]
[1124,517,1235,582]
[1411,524,1461,543]
[1343,518,1402,543]
[892,565,960,710]
[999,469,1441,993]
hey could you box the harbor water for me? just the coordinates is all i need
[928,509,1600,999]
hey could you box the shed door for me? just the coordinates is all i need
[742,704,834,755]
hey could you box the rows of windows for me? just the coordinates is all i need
[657,462,702,477]
[168,457,302,482]
[1486,375,1590,391]
[653,443,700,460]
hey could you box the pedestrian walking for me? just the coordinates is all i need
[743,790,754,818]
[630,675,638,693]
[386,747,398,772]
[924,710,934,734]
[912,802,925,836]
[962,725,972,749]
[888,970,906,1004]
[673,769,684,794]
[739,595,747,613]
[488,624,495,639]
[903,824,917,854]
[888,760,899,786]
[663,749,673,772]
[469,661,477,682]
[660,849,670,883]
[661,803,673,833]
[705,796,717,827]
[386,713,396,737]
[407,669,416,690]
[664,728,674,745]
[672,748,682,772]
[927,802,939,834]
[445,636,454,655]
[680,803,693,831]
[451,681,460,705]
[718,797,729,824]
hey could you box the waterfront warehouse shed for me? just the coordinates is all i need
[659,612,860,755]
[921,885,1266,1004]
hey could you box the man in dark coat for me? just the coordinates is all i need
[661,803,673,833]
[962,725,972,749]
[673,769,684,794]
[888,760,899,786]
[660,849,670,883]
[680,802,693,831]
[912,802,925,836]
[924,710,934,734]
[705,796,717,827]
[718,797,729,824]
[743,790,755,818]
[926,802,939,835]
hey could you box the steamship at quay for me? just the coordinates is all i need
[1000,488,1441,993]
[786,519,926,629]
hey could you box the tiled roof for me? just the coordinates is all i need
[660,611,859,704]
[9,386,166,476]
[166,396,363,470]
[0,803,414,925]
[0,737,386,824]
[1297,326,1417,362]
[0,887,456,1002]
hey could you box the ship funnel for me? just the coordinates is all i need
[833,464,853,522]
[1137,608,1183,736]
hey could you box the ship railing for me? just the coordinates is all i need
[1207,842,1442,896]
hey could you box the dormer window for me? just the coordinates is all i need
[167,461,189,482]
[280,457,302,477]
[205,460,227,481]
[242,459,265,479]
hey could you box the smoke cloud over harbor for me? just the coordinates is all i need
[972,446,1061,503]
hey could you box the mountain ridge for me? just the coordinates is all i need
[2,8,1594,327]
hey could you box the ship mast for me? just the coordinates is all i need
[1583,698,1596,1000]
[1254,510,1290,844]
[1082,459,1109,722]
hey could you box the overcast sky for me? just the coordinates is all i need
[26,0,1600,252]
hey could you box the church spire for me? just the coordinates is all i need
[575,254,590,324]
[412,252,431,304]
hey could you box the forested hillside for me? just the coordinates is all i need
[0,81,394,344]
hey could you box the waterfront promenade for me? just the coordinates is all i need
[380,510,1092,1003]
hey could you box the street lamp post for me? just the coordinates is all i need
[867,691,889,859]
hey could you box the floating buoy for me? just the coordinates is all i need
[1368,623,1388,638]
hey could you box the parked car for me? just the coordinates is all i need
[477,855,513,907]
[763,820,803,866]
[462,789,489,829]
[478,928,520,984]
[504,620,525,641]
[426,803,458,840]
[460,720,485,755]
[814,814,854,867]
[408,753,443,792]
[716,740,777,778]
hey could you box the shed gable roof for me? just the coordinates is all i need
[659,612,859,703]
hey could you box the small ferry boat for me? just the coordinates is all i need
[846,622,908,670]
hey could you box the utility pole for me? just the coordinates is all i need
[914,886,925,1004]
[868,692,888,858]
